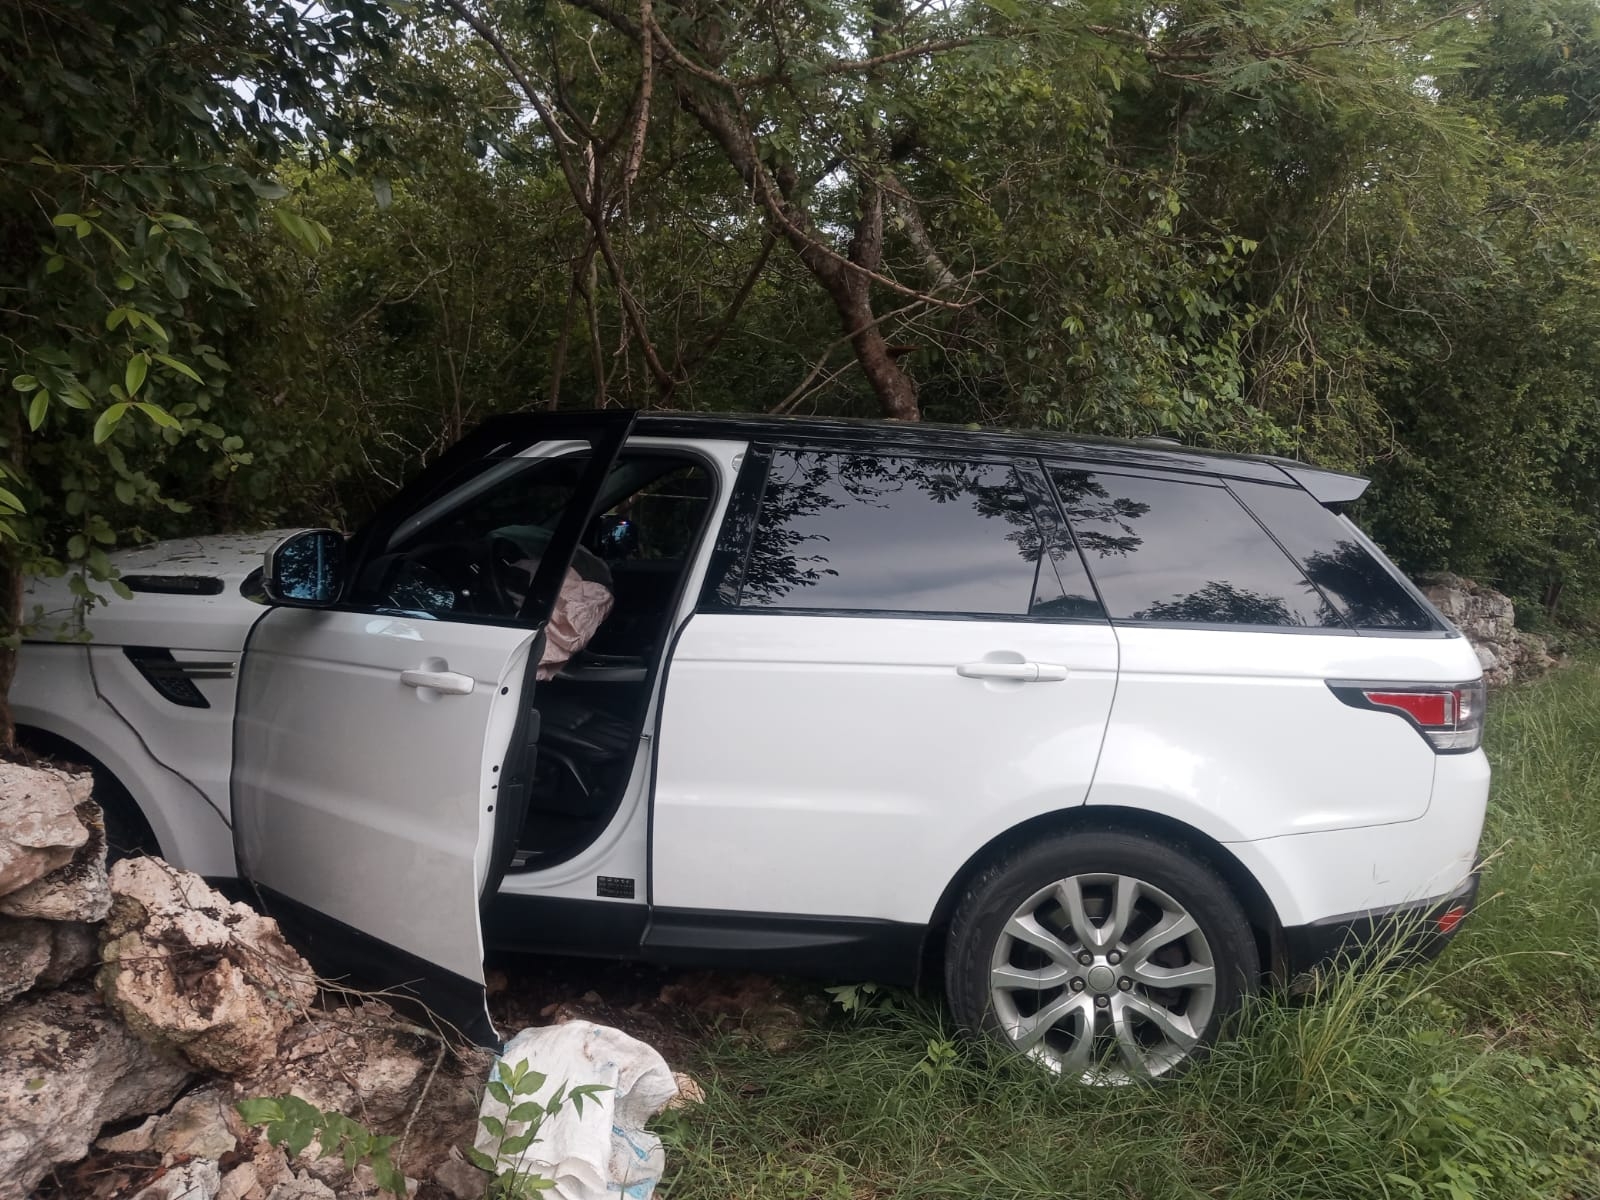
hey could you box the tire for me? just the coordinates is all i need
[945,828,1259,1083]
[92,771,160,863]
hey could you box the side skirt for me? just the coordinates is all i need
[482,893,927,987]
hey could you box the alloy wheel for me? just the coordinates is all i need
[987,872,1217,1083]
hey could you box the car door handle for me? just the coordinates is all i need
[957,662,1069,683]
[400,668,475,695]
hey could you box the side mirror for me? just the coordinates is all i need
[263,529,346,607]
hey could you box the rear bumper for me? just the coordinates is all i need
[1282,870,1480,977]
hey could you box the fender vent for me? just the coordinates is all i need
[123,646,236,709]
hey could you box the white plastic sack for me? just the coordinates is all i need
[476,1020,679,1200]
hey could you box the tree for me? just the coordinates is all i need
[0,0,400,747]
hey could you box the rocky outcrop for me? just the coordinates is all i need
[1417,573,1557,687]
[0,763,93,898]
[0,986,193,1196]
[0,918,97,1004]
[0,797,111,923]
[0,763,107,1009]
[98,857,319,1076]
[0,765,678,1200]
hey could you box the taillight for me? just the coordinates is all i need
[1327,678,1486,753]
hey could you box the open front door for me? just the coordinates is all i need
[232,412,635,1044]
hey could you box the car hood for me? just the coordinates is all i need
[23,530,305,653]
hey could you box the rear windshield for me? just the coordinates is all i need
[1227,480,1438,632]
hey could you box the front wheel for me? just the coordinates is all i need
[944,829,1259,1084]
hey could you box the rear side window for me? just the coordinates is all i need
[1048,467,1343,628]
[736,450,1072,617]
[1229,480,1437,631]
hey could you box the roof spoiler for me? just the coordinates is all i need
[1272,462,1370,506]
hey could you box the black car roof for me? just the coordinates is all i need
[631,412,1368,504]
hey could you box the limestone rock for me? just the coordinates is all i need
[97,1113,160,1154]
[0,986,192,1198]
[264,1172,337,1200]
[218,1140,292,1200]
[37,920,100,988]
[97,858,317,1076]
[0,762,91,898]
[1416,572,1556,687]
[0,799,112,923]
[151,1085,239,1163]
[433,1146,491,1200]
[233,1001,493,1186]
[128,1157,223,1200]
[0,917,53,1004]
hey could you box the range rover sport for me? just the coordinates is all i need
[13,411,1488,1081]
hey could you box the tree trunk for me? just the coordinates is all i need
[673,89,922,420]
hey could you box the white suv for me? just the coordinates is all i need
[14,412,1488,1080]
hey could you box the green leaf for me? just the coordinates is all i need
[28,392,48,431]
[463,1147,497,1172]
[499,1130,536,1156]
[514,1071,547,1096]
[51,211,82,228]
[114,270,136,291]
[10,375,38,393]
[162,255,191,300]
[487,1080,512,1106]
[111,579,134,600]
[248,176,291,200]
[133,401,181,429]
[125,354,149,396]
[0,485,25,513]
[371,1156,408,1198]
[93,402,129,445]
[236,1098,285,1126]
[45,255,64,275]
[67,534,87,559]
[114,479,135,504]
[479,1114,505,1139]
[154,353,203,384]
[508,1101,545,1124]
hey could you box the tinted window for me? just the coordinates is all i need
[738,451,1062,616]
[1050,467,1343,627]
[1230,480,1436,631]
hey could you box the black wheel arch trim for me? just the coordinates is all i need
[920,805,1290,986]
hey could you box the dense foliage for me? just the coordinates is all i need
[5,0,1600,730]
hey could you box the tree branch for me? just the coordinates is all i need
[447,0,678,396]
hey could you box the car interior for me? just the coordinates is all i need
[509,453,715,869]
[349,447,716,868]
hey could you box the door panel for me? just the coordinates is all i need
[652,613,1118,924]
[231,411,634,1042]
[233,610,535,983]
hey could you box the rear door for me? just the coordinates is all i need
[232,413,633,1044]
[650,445,1120,931]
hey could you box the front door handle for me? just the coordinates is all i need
[957,661,1069,683]
[400,668,475,695]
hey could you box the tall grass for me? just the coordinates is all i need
[660,665,1600,1199]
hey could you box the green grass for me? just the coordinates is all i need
[658,664,1600,1199]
